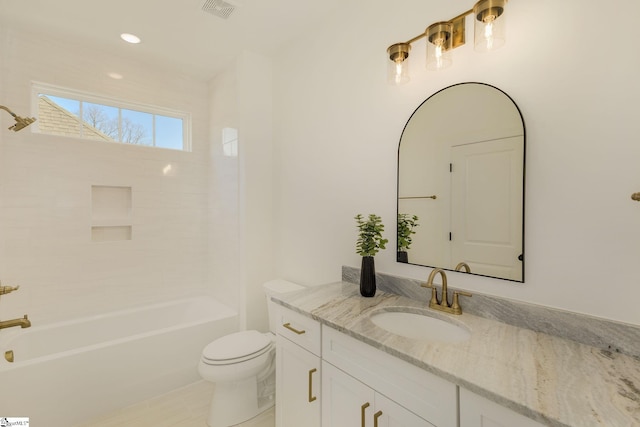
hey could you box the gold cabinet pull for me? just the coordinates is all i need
[373,410,383,427]
[5,350,14,363]
[282,322,306,335]
[361,402,370,427]
[308,368,317,402]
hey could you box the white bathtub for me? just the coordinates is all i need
[0,296,238,426]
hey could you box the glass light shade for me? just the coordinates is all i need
[387,43,411,85]
[473,0,507,52]
[426,22,453,71]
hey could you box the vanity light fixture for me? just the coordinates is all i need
[387,0,507,84]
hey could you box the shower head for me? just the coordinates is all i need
[1,105,37,132]
[9,115,36,132]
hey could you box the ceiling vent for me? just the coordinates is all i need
[202,0,236,19]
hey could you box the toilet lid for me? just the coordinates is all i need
[202,330,272,362]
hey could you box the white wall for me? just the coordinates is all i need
[272,0,640,324]
[209,65,241,311]
[209,51,276,331]
[237,52,276,331]
[0,27,212,323]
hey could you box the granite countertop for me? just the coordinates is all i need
[272,281,640,427]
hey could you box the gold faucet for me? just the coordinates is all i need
[421,268,472,315]
[0,315,31,330]
[455,262,471,273]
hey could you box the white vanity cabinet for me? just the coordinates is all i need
[275,303,549,427]
[275,306,322,427]
[322,361,434,427]
[459,388,546,427]
[322,327,457,427]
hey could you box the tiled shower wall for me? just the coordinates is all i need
[0,27,214,323]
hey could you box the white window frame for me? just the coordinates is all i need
[31,81,192,151]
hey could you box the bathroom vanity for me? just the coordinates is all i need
[275,305,322,427]
[273,281,640,427]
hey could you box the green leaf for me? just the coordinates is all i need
[355,213,388,257]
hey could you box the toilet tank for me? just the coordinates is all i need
[263,279,305,333]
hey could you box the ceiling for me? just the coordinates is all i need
[0,0,345,81]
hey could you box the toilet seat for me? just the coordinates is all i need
[202,330,273,366]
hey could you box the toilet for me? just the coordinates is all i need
[198,279,304,427]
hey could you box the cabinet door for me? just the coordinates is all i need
[322,326,457,427]
[276,336,321,427]
[322,361,375,427]
[459,388,546,427]
[322,361,434,427]
[374,393,435,427]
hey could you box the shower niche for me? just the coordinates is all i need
[91,185,132,242]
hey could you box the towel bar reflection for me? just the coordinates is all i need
[398,195,437,200]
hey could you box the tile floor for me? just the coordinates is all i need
[76,381,275,427]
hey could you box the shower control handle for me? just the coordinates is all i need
[0,284,20,296]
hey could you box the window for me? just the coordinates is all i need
[222,127,238,157]
[33,82,191,151]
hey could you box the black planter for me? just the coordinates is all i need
[397,251,408,263]
[359,256,376,297]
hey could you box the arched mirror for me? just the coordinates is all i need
[397,82,525,282]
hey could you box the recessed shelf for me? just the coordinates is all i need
[91,185,132,242]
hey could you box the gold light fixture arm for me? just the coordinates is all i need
[450,8,475,23]
[632,193,640,201]
[401,8,473,48]
[405,32,427,45]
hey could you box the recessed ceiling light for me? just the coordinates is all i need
[108,72,124,80]
[120,33,141,44]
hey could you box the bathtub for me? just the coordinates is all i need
[0,296,238,426]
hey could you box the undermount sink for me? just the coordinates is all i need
[369,309,471,343]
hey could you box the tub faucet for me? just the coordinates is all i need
[421,268,472,315]
[0,315,31,330]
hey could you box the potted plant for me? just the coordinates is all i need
[397,213,419,263]
[355,214,388,297]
